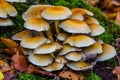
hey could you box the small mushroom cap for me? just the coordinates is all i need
[28,54,53,66]
[0,18,13,26]
[22,5,51,21]
[41,6,72,20]
[41,61,64,71]
[20,36,47,49]
[83,42,103,55]
[56,33,69,41]
[70,13,84,21]
[6,0,26,2]
[84,17,99,24]
[58,44,82,55]
[2,1,17,17]
[88,23,105,36]
[12,30,31,40]
[0,4,7,18]
[65,52,85,61]
[67,61,96,71]
[24,18,50,31]
[96,44,117,61]
[34,42,62,54]
[22,48,33,56]
[64,35,96,47]
[72,8,94,16]
[55,56,67,63]
[94,38,104,44]
[59,19,91,34]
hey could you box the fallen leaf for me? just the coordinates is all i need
[0,60,11,72]
[59,71,83,80]
[11,47,28,72]
[25,64,55,77]
[0,37,19,49]
[113,66,120,80]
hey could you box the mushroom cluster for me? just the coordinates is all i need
[12,5,117,71]
[0,0,17,26]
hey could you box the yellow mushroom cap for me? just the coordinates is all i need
[88,23,105,36]
[56,33,69,41]
[59,19,91,34]
[70,13,84,21]
[41,61,64,71]
[1,1,17,17]
[24,18,50,31]
[22,5,51,21]
[34,42,62,54]
[41,6,72,20]
[20,36,47,49]
[83,42,103,55]
[65,52,85,61]
[58,44,82,55]
[72,8,94,16]
[0,3,7,18]
[64,35,96,47]
[84,17,99,24]
[28,54,53,66]
[96,44,117,61]
[67,61,96,71]
[0,18,13,26]
[12,30,32,41]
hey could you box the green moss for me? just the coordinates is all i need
[84,71,102,80]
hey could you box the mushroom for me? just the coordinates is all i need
[24,18,50,32]
[71,8,94,16]
[0,3,7,18]
[20,36,47,49]
[28,54,53,66]
[55,56,67,63]
[22,48,33,56]
[70,12,84,21]
[1,1,17,17]
[65,52,85,61]
[41,6,72,34]
[12,30,39,41]
[58,44,82,55]
[64,35,96,47]
[83,42,103,55]
[59,19,91,34]
[22,5,52,21]
[0,18,13,26]
[88,23,105,36]
[96,44,117,61]
[41,61,64,71]
[67,61,96,71]
[34,42,62,54]
[84,17,99,24]
[56,33,69,41]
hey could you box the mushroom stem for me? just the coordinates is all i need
[50,53,55,58]
[55,20,60,34]
[46,29,54,41]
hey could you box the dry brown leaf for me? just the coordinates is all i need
[59,71,83,80]
[25,64,55,77]
[1,37,19,49]
[11,47,28,72]
[0,60,11,72]
[113,66,120,80]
